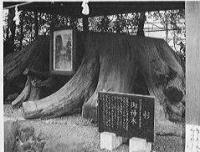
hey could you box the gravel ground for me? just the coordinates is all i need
[4,104,185,152]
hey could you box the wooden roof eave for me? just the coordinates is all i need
[3,2,185,18]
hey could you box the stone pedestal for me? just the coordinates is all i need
[129,137,152,152]
[100,132,123,151]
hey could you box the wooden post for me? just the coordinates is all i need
[19,11,25,50]
[82,15,89,32]
[186,1,200,127]
[185,1,200,151]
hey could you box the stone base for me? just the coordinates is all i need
[129,137,152,152]
[146,142,152,152]
[100,132,123,151]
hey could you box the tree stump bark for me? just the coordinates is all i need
[5,32,185,124]
[83,34,185,123]
[23,45,100,118]
[4,36,68,105]
[4,36,50,102]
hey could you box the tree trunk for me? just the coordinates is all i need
[137,12,146,36]
[4,8,16,56]
[23,48,99,119]
[83,15,89,32]
[5,32,185,132]
[18,32,185,125]
[83,34,185,123]
[82,33,138,120]
[19,12,25,50]
[133,37,185,123]
[8,8,16,53]
[34,11,39,39]
[164,11,169,42]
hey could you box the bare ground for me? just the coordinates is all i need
[4,104,185,152]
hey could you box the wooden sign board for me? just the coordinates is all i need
[50,28,76,75]
[98,92,155,142]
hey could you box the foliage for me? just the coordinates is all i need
[89,12,142,34]
[147,9,185,51]
[3,8,185,67]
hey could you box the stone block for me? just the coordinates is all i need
[146,142,152,152]
[129,137,151,152]
[100,132,123,151]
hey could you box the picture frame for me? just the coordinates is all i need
[50,27,76,75]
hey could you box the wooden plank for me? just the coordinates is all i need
[186,1,200,125]
[185,2,200,151]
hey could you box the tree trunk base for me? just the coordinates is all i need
[82,103,97,122]
[6,33,185,125]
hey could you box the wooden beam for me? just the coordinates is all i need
[186,1,200,126]
[185,2,200,151]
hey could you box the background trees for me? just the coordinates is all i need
[3,8,185,55]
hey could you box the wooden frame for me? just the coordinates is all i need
[50,27,76,75]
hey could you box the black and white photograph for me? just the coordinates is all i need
[53,29,73,72]
[2,1,200,152]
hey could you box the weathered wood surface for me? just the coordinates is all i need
[185,3,200,151]
[4,36,50,102]
[4,36,50,81]
[4,36,69,105]
[186,1,200,125]
[11,76,31,106]
[83,34,185,123]
[19,32,185,124]
[23,46,99,118]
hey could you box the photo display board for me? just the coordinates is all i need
[98,92,155,142]
[50,28,76,75]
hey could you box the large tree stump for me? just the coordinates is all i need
[6,32,184,126]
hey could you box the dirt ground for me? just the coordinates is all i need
[4,104,185,152]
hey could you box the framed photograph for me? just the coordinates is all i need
[50,28,76,75]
